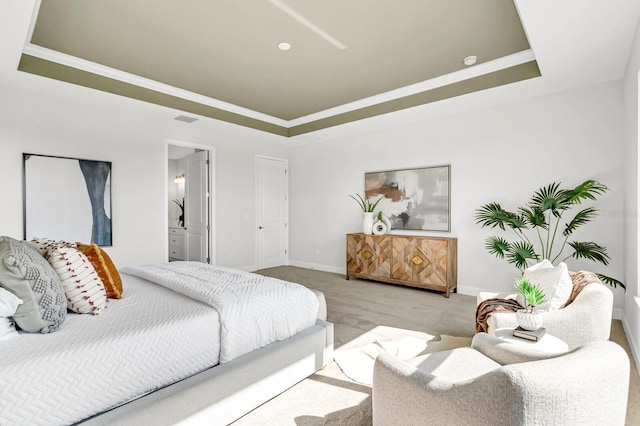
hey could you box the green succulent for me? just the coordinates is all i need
[514,278,546,313]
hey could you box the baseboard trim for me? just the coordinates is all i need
[622,298,640,376]
[288,260,344,275]
[235,264,258,272]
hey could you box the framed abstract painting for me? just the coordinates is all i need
[23,153,112,246]
[365,165,450,232]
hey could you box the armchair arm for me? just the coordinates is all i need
[471,333,564,365]
[538,282,613,348]
[373,352,516,426]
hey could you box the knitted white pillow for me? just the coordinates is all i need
[45,243,107,315]
[523,260,573,312]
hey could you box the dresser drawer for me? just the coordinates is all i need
[169,227,186,236]
[169,234,185,247]
[169,246,185,260]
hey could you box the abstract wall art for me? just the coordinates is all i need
[365,165,450,232]
[23,153,112,246]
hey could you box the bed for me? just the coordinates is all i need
[0,249,332,426]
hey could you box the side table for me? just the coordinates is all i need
[494,328,569,354]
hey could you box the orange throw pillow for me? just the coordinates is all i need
[76,242,123,299]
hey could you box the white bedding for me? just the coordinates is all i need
[0,274,221,426]
[121,262,320,362]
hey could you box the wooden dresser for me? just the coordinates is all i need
[346,233,457,297]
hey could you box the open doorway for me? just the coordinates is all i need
[166,140,215,264]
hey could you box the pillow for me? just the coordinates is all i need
[29,237,69,255]
[76,242,123,299]
[523,260,573,312]
[0,236,66,333]
[45,243,108,314]
[0,317,19,341]
[0,287,23,317]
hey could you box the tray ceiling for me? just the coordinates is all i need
[19,0,540,136]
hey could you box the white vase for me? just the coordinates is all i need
[516,310,544,331]
[372,220,388,235]
[362,212,374,234]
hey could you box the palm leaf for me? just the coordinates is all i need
[475,203,514,230]
[506,241,537,270]
[568,241,610,265]
[563,207,598,236]
[505,212,528,230]
[596,273,625,290]
[485,236,511,258]
[563,180,608,205]
[530,182,569,217]
[519,206,548,229]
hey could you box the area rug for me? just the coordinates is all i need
[333,326,472,385]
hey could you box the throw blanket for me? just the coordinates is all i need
[121,262,319,363]
[475,270,601,333]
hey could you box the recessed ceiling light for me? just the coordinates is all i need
[278,42,291,51]
[463,56,478,66]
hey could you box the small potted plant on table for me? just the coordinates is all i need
[514,277,546,331]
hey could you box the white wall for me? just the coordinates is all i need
[623,15,640,367]
[0,78,289,270]
[289,81,627,311]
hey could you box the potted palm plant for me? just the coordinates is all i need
[474,180,624,289]
[350,193,383,234]
[514,277,546,330]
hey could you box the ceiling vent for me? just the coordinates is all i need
[174,115,198,123]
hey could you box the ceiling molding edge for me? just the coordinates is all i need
[17,53,540,138]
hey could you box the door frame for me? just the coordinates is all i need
[165,139,216,265]
[255,155,289,270]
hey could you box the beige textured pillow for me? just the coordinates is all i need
[45,244,108,315]
[523,260,573,312]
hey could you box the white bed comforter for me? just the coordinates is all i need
[121,262,319,362]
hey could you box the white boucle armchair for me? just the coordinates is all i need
[477,280,613,349]
[372,333,630,426]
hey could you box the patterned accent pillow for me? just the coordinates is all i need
[29,237,68,255]
[45,243,108,315]
[0,236,66,333]
[76,242,123,299]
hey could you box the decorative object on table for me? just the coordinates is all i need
[349,193,383,235]
[173,198,185,227]
[514,277,546,331]
[372,212,391,235]
[365,164,450,232]
[512,326,547,342]
[474,179,624,289]
[23,153,112,246]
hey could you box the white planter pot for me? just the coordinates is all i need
[516,310,544,331]
[362,212,374,234]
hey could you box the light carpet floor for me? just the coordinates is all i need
[231,266,639,426]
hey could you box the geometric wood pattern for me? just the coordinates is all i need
[346,234,391,278]
[346,233,457,297]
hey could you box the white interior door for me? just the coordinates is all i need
[257,156,288,269]
[185,150,209,263]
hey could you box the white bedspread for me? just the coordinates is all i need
[0,274,221,426]
[121,262,319,363]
